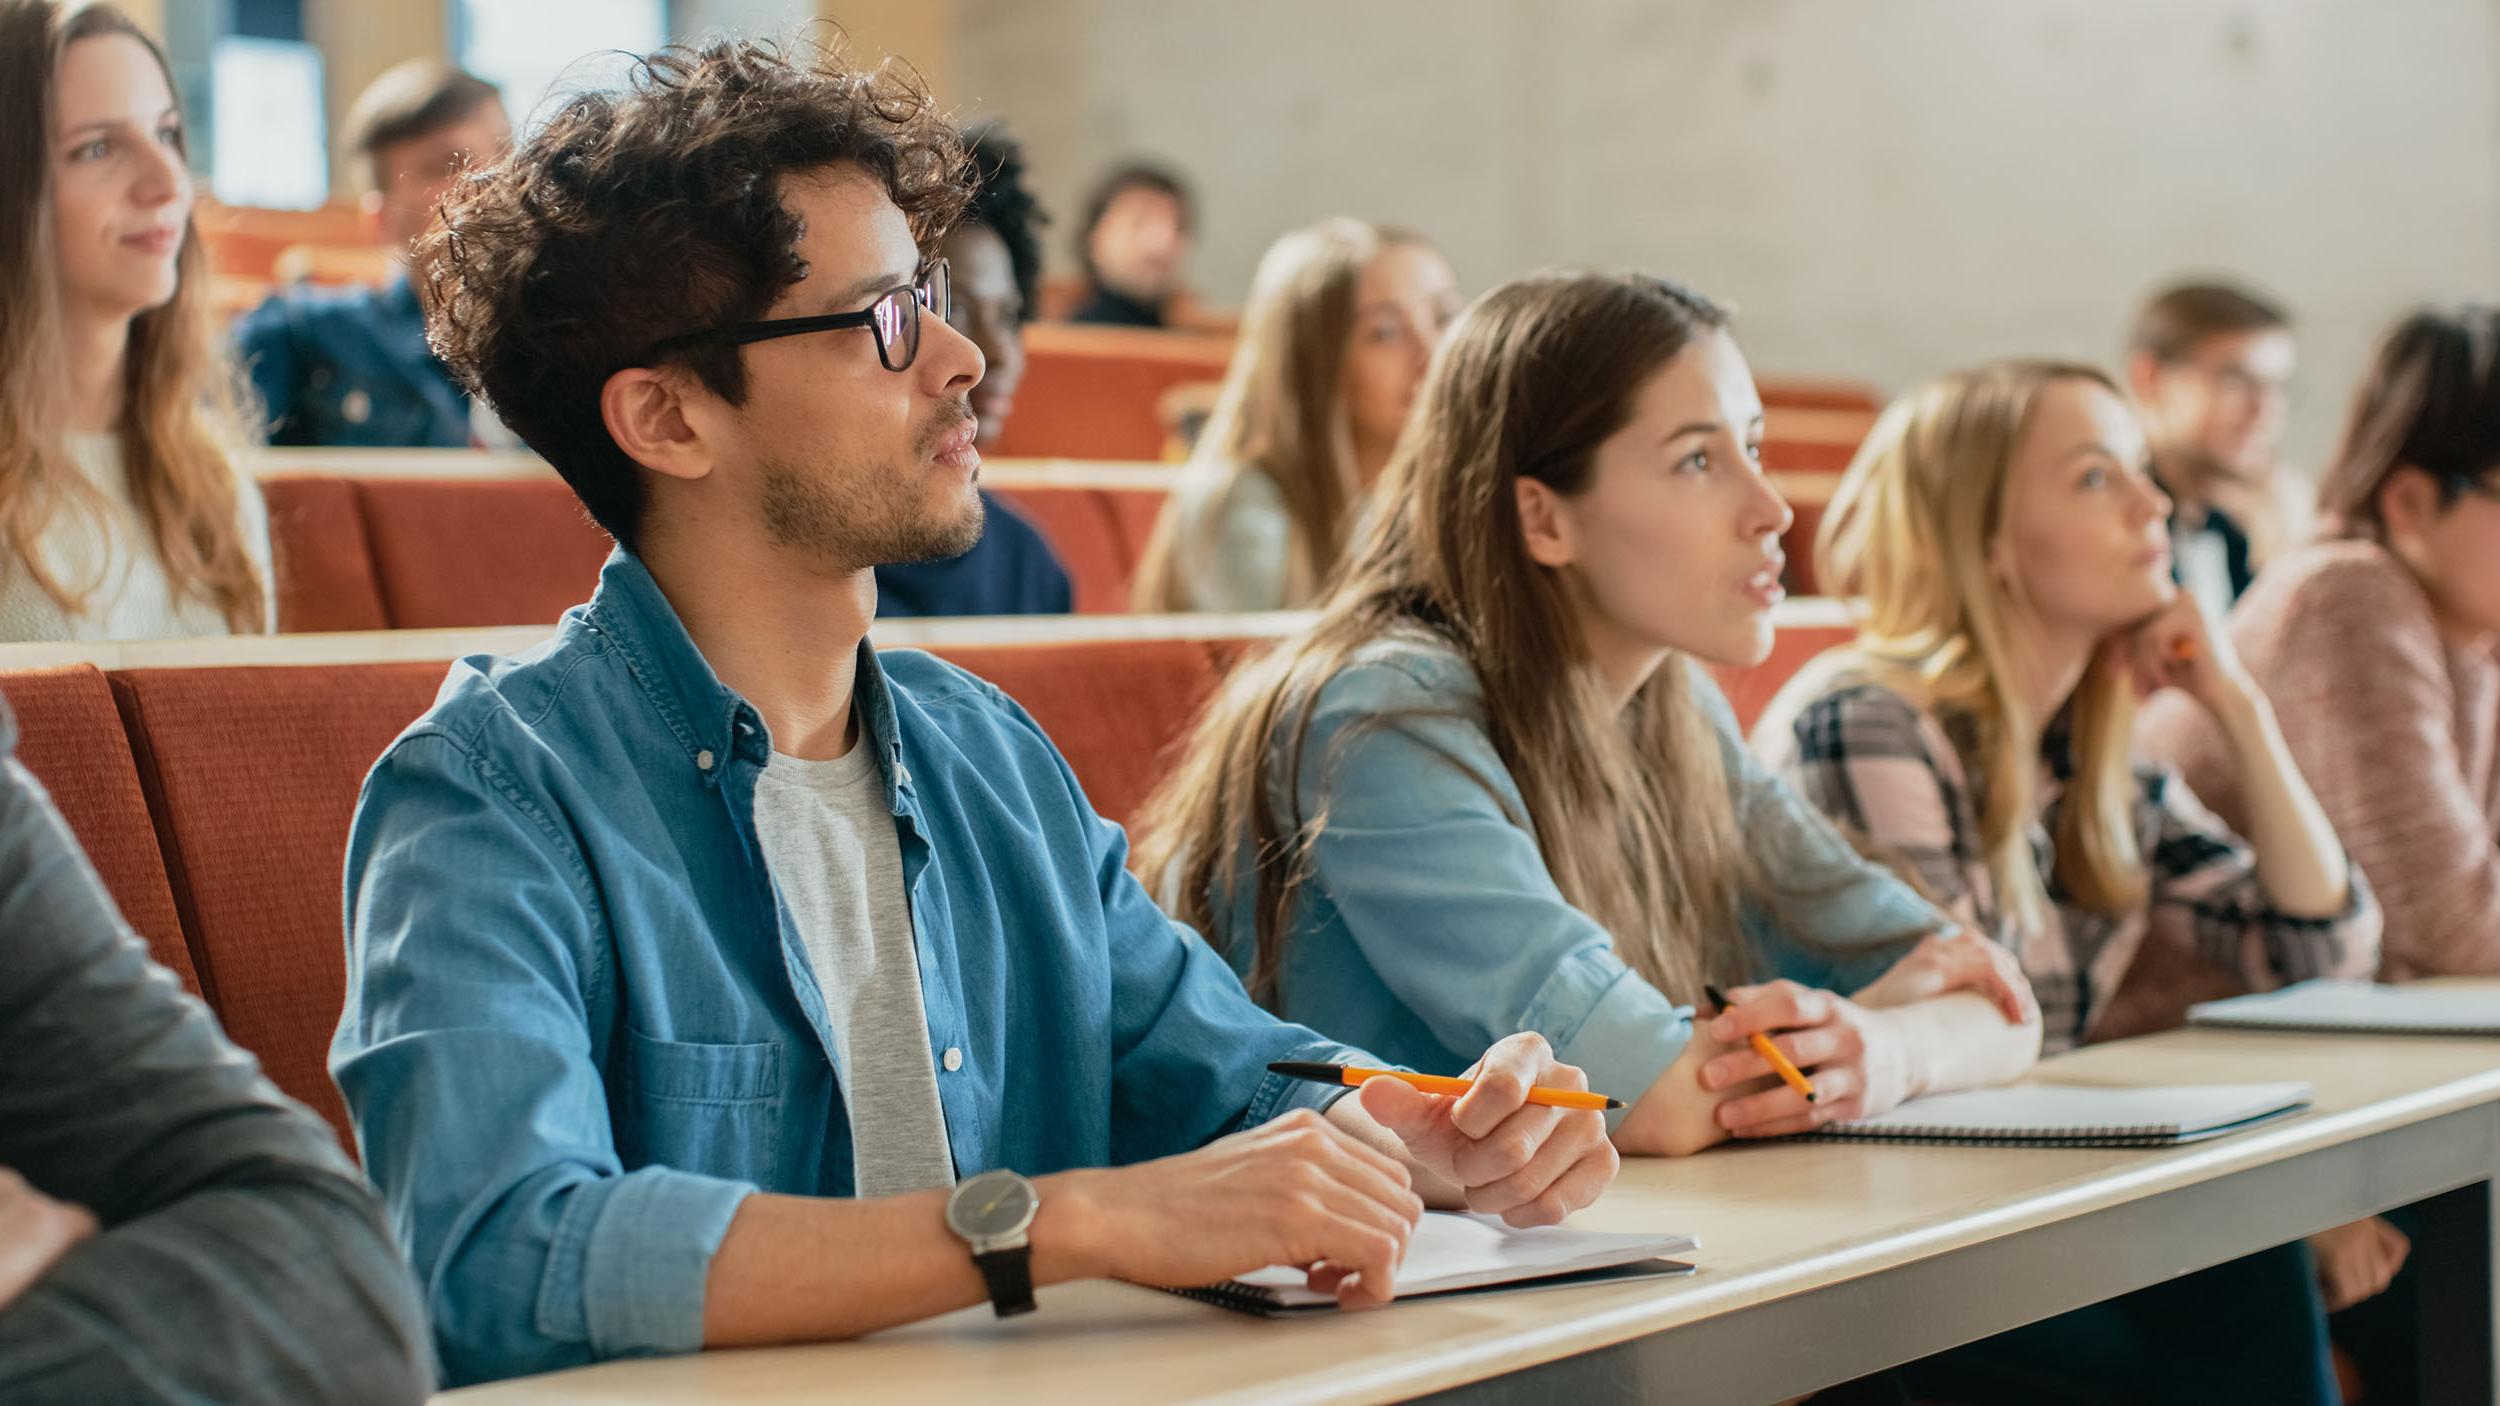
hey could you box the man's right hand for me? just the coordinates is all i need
[0,1166,96,1309]
[1033,1109,1425,1307]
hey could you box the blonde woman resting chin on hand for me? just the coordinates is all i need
[1133,271,2043,1159]
[1755,359,2379,1405]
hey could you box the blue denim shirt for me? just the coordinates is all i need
[1205,635,1950,1121]
[332,550,1361,1386]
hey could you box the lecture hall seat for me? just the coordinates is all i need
[0,666,196,993]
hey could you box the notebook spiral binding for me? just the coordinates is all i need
[1168,1282,1287,1312]
[1803,1125,2191,1149]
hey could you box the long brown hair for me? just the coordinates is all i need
[2314,306,2500,541]
[1134,271,1759,1005]
[1790,360,2146,930]
[0,0,263,630]
[1131,217,1432,611]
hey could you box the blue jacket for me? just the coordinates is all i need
[333,550,1362,1385]
[1203,634,1949,1120]
[234,276,469,448]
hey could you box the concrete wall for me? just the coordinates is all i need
[953,0,2500,465]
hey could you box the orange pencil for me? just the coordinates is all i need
[1266,1061,1623,1111]
[1704,983,1818,1104]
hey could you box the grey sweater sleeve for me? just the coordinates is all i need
[0,741,432,1403]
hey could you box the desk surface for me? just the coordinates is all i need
[438,1012,2500,1405]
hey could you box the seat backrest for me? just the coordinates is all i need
[923,637,1223,829]
[991,326,1235,461]
[989,485,1131,615]
[112,661,451,1143]
[260,473,391,633]
[0,666,194,992]
[356,477,611,628]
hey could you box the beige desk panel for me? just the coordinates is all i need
[441,1015,2500,1405]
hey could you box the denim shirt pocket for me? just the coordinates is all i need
[615,1030,784,1180]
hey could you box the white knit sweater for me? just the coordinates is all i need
[0,433,271,642]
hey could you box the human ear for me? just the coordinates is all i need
[601,366,714,484]
[1515,477,1577,568]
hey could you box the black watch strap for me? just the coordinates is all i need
[973,1243,1036,1317]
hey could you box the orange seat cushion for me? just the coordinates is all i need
[356,477,610,628]
[926,638,1222,829]
[113,662,450,1145]
[260,473,390,633]
[0,666,194,993]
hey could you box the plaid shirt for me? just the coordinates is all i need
[1762,676,2378,1053]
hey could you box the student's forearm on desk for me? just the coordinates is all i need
[701,1177,1108,1346]
[1881,990,2043,1100]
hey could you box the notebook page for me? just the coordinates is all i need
[1226,1212,1696,1307]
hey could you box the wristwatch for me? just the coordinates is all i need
[945,1169,1040,1317]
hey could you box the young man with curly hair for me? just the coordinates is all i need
[330,39,1617,1387]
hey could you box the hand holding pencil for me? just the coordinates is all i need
[1697,980,1918,1138]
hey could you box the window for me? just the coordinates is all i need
[453,0,668,138]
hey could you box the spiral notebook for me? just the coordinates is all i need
[2189,981,2500,1036]
[1170,1212,1697,1317]
[1807,1081,2313,1148]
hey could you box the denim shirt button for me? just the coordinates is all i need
[695,749,715,772]
[941,1046,963,1072]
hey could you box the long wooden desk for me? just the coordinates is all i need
[438,1010,2500,1405]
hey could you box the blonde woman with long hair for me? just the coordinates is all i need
[1136,271,2041,1159]
[1755,359,2377,1404]
[1130,217,1456,612]
[0,0,267,641]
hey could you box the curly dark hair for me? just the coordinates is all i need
[421,38,972,550]
[958,121,1046,324]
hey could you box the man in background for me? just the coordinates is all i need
[2125,279,2302,615]
[1066,159,1193,329]
[234,60,511,447]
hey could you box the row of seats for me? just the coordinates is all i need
[257,468,1173,629]
[0,610,1853,1150]
[256,465,1846,632]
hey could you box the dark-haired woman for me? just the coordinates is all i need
[0,0,268,641]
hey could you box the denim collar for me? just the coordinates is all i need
[580,548,908,798]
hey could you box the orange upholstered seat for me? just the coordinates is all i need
[990,325,1234,461]
[924,637,1223,829]
[261,473,391,633]
[111,662,449,1143]
[0,666,194,992]
[355,477,611,628]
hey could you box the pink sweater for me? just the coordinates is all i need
[2138,539,2500,979]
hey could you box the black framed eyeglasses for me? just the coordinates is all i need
[649,259,950,372]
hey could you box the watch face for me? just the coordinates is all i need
[950,1170,1037,1239]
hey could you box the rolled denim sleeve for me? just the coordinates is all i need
[1292,660,1696,1115]
[334,732,754,1387]
[986,691,1369,1164]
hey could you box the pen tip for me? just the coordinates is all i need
[1604,1097,1624,1109]
[1806,1092,1819,1104]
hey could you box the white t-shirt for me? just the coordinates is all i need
[751,743,956,1198]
